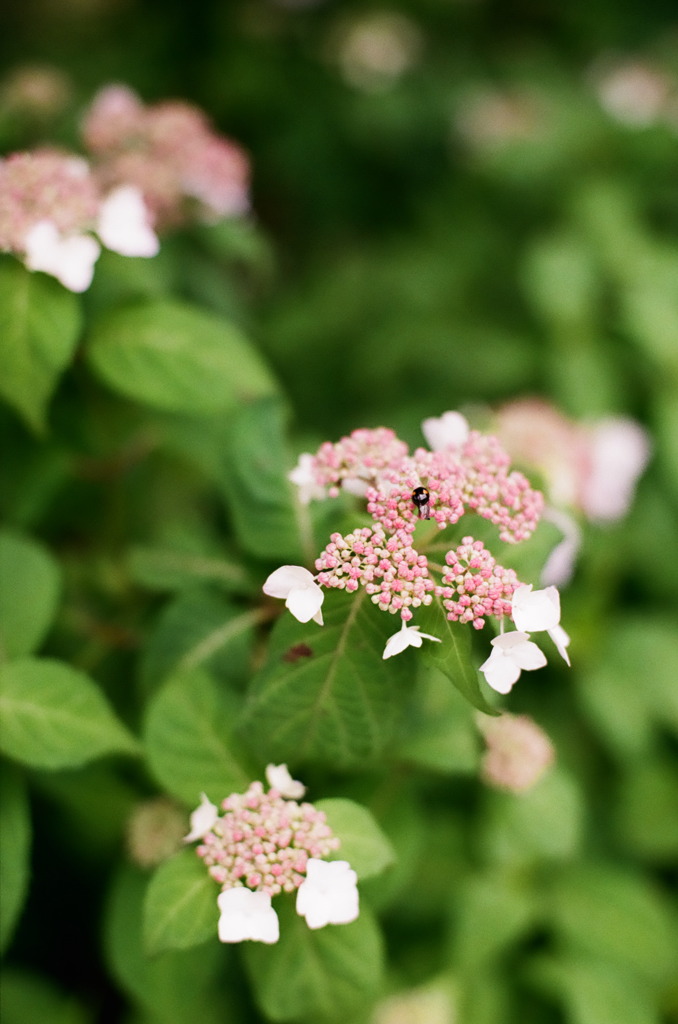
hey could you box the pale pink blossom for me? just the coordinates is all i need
[296,859,359,929]
[581,417,651,521]
[479,631,547,694]
[478,713,555,792]
[263,565,324,625]
[382,620,441,659]
[217,888,279,944]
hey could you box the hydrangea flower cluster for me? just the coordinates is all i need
[264,412,571,695]
[0,84,250,292]
[184,765,358,944]
[81,84,250,228]
[0,148,158,291]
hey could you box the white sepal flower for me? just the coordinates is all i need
[24,220,100,292]
[263,565,324,625]
[541,507,582,588]
[265,763,306,800]
[582,418,651,522]
[183,792,219,842]
[421,410,470,451]
[97,185,159,257]
[296,859,359,930]
[217,888,279,944]
[479,631,547,694]
[548,623,571,667]
[382,620,441,659]
[511,584,561,633]
[288,453,327,505]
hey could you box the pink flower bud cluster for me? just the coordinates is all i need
[196,781,340,899]
[315,526,435,620]
[366,448,466,533]
[440,537,519,629]
[0,149,98,252]
[312,427,409,496]
[81,84,250,229]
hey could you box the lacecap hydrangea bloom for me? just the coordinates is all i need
[264,412,571,695]
[184,766,359,944]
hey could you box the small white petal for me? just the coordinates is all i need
[341,477,369,497]
[265,763,306,799]
[286,582,325,624]
[217,888,279,944]
[24,220,100,292]
[288,454,327,505]
[548,624,571,666]
[296,859,359,930]
[421,411,470,452]
[479,647,522,694]
[480,631,547,693]
[263,565,316,599]
[97,185,159,257]
[511,584,561,633]
[540,507,582,587]
[183,792,219,842]
[382,621,441,660]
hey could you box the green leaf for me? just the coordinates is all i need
[316,798,396,880]
[615,759,678,863]
[0,259,82,433]
[0,968,91,1024]
[85,299,277,414]
[127,544,253,595]
[219,396,312,563]
[453,869,539,971]
[417,596,498,715]
[0,764,31,954]
[398,666,479,774]
[143,849,218,955]
[105,866,231,1024]
[0,529,61,661]
[239,591,410,769]
[0,657,139,768]
[144,667,250,805]
[478,767,583,866]
[243,898,384,1023]
[527,954,659,1024]
[139,588,257,692]
[547,863,678,986]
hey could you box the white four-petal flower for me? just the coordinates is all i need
[97,185,159,257]
[217,888,279,944]
[382,620,441,660]
[296,859,359,930]
[479,631,547,694]
[511,584,570,665]
[421,410,470,452]
[24,220,100,292]
[265,763,306,799]
[263,565,324,625]
[183,792,219,843]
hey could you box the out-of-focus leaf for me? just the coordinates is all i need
[139,588,257,692]
[0,763,30,954]
[0,968,90,1024]
[144,667,250,805]
[243,897,384,1024]
[127,544,253,595]
[0,259,81,433]
[478,767,583,865]
[0,658,138,768]
[85,299,277,414]
[453,869,539,971]
[398,666,479,774]
[316,798,396,880]
[418,596,498,715]
[547,863,678,986]
[614,759,678,863]
[219,396,312,563]
[0,529,61,660]
[527,953,659,1024]
[238,591,410,769]
[143,849,217,955]
[104,866,230,1024]
[523,233,599,326]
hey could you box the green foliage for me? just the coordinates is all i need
[0,528,61,659]
[0,763,31,954]
[316,798,396,880]
[0,259,82,433]
[143,850,218,955]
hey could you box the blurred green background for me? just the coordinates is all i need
[2,1,678,1022]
